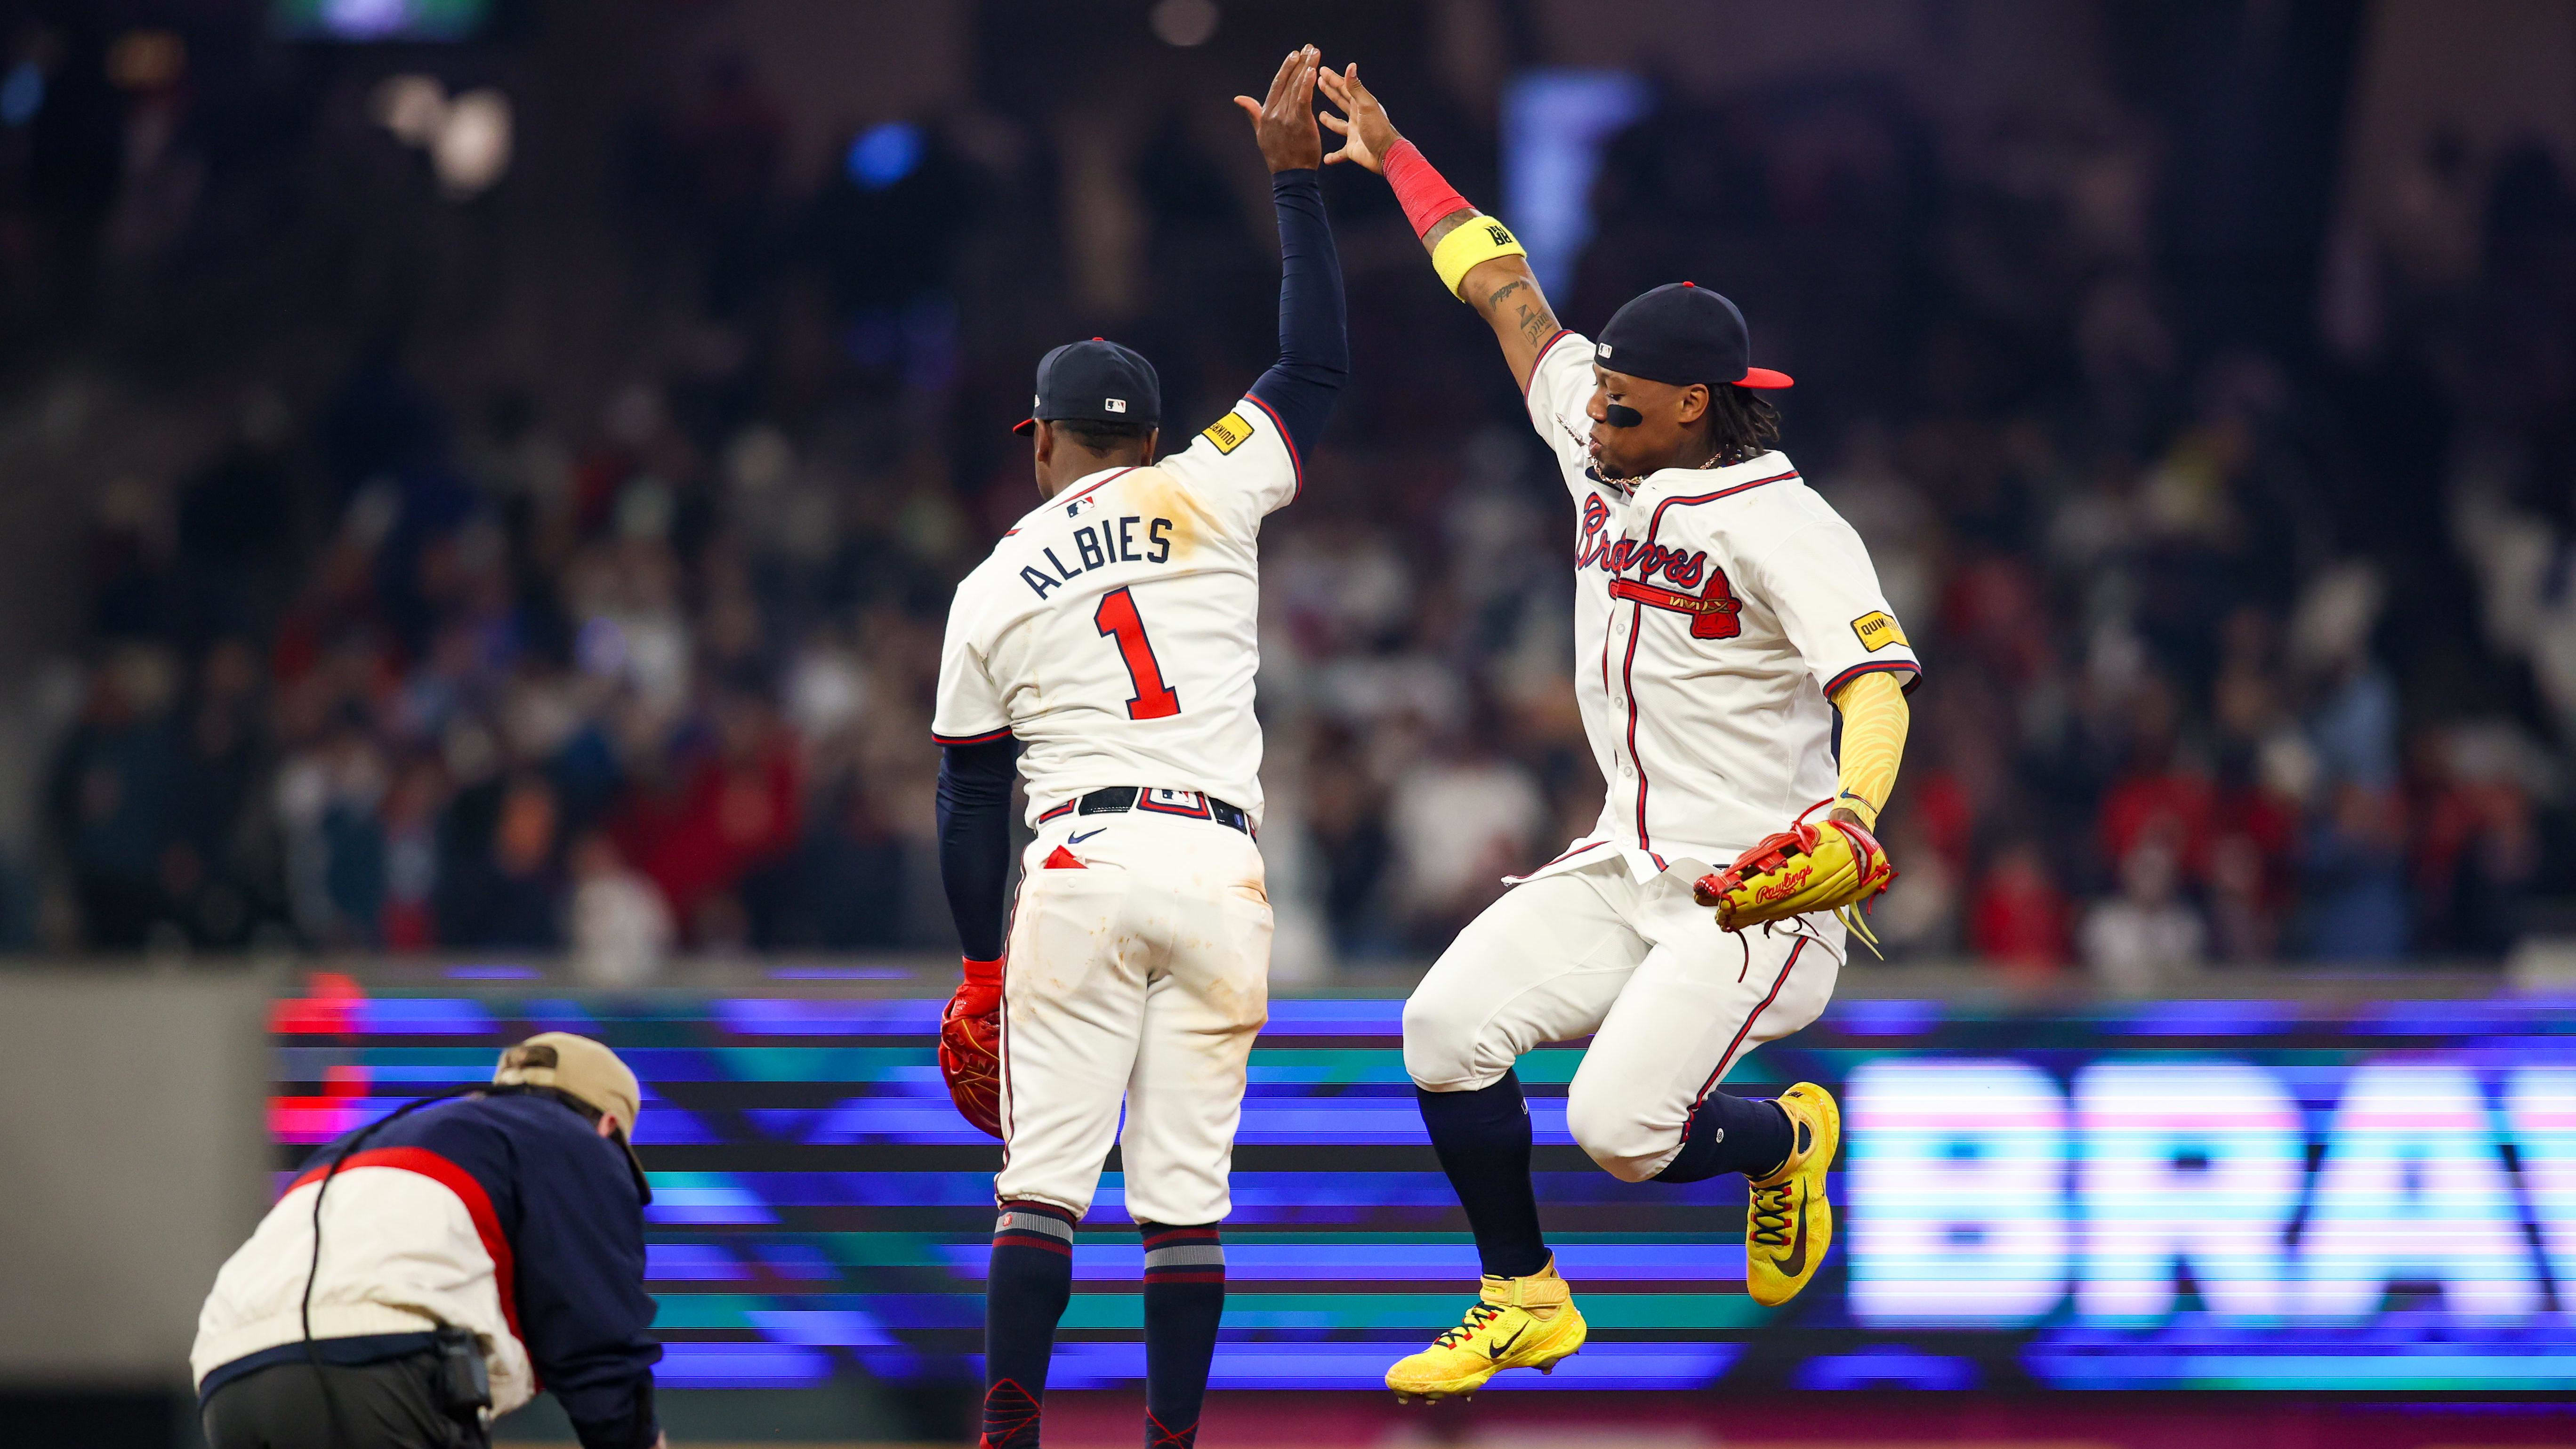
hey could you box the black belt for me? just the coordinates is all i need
[1038,787,1254,837]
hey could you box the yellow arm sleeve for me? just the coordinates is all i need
[1828,671,1910,831]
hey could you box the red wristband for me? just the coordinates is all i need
[962,956,1003,988]
[1385,138,1474,241]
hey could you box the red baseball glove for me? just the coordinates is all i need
[940,957,1004,1138]
[1692,805,1897,953]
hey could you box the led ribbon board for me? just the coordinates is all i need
[271,991,2576,1392]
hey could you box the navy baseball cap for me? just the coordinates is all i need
[1594,282,1792,390]
[1011,338,1162,435]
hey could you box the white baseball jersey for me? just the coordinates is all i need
[1519,331,1921,882]
[932,396,1301,824]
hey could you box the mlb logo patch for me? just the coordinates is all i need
[1139,788,1210,819]
[1105,398,1127,413]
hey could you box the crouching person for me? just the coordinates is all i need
[193,1033,664,1449]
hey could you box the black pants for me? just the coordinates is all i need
[202,1355,490,1449]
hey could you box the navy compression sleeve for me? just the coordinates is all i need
[1244,168,1347,460]
[936,737,1019,961]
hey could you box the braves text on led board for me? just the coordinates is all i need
[270,988,2576,1393]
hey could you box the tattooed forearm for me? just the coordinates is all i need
[1514,300,1556,346]
[1450,241,1559,382]
[1481,280,1558,346]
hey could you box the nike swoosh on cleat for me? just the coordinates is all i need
[1486,1324,1529,1360]
[1774,1190,1811,1277]
[1069,829,1106,843]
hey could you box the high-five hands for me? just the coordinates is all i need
[1317,64,1400,173]
[1235,45,1323,173]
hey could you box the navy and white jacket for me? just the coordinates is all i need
[193,1091,660,1449]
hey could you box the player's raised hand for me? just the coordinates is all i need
[1234,45,1322,174]
[1317,63,1399,173]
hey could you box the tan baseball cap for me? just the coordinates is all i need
[494,1032,651,1200]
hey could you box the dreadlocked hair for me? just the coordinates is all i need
[1702,384,1782,467]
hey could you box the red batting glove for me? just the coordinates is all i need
[939,957,1005,1138]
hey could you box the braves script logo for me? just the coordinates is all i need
[1577,495,1708,588]
[1579,495,1745,639]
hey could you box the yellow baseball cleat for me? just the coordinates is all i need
[1384,1257,1588,1402]
[1744,1082,1840,1307]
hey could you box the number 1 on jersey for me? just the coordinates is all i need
[1095,587,1181,720]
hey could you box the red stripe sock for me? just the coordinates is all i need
[1138,1220,1224,1448]
[982,1201,1075,1449]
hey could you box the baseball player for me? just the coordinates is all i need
[1316,66,1918,1400]
[930,48,1345,1449]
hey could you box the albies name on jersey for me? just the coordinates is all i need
[1016,502,1175,600]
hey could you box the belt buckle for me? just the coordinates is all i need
[1138,788,1210,819]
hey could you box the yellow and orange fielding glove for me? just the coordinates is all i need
[1692,807,1898,941]
[1692,671,1910,949]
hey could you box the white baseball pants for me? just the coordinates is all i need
[994,807,1272,1226]
[1403,855,1840,1182]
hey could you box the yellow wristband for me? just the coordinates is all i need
[1431,216,1527,299]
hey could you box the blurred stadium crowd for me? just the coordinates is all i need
[3,6,2573,978]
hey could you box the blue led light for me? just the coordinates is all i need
[0,62,41,127]
[846,122,924,190]
[717,998,941,1035]
[628,1100,724,1145]
[2109,999,2296,1037]
[356,998,495,1035]
[933,1241,1749,1283]
[520,998,600,1034]
[443,964,538,980]
[1256,999,1406,1035]
[274,991,2576,1393]
[645,1243,749,1282]
[1828,998,1944,1036]
[1797,1348,1979,1390]
[652,1342,834,1388]
[746,1307,901,1347]
[644,1173,779,1226]
[1043,1340,1743,1390]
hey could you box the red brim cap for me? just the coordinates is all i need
[1012,417,1038,435]
[1738,367,1795,389]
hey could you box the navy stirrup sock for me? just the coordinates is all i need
[1653,1092,1793,1183]
[1416,1070,1551,1279]
[1139,1222,1224,1449]
[983,1201,1076,1449]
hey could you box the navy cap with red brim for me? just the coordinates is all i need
[1597,282,1792,390]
